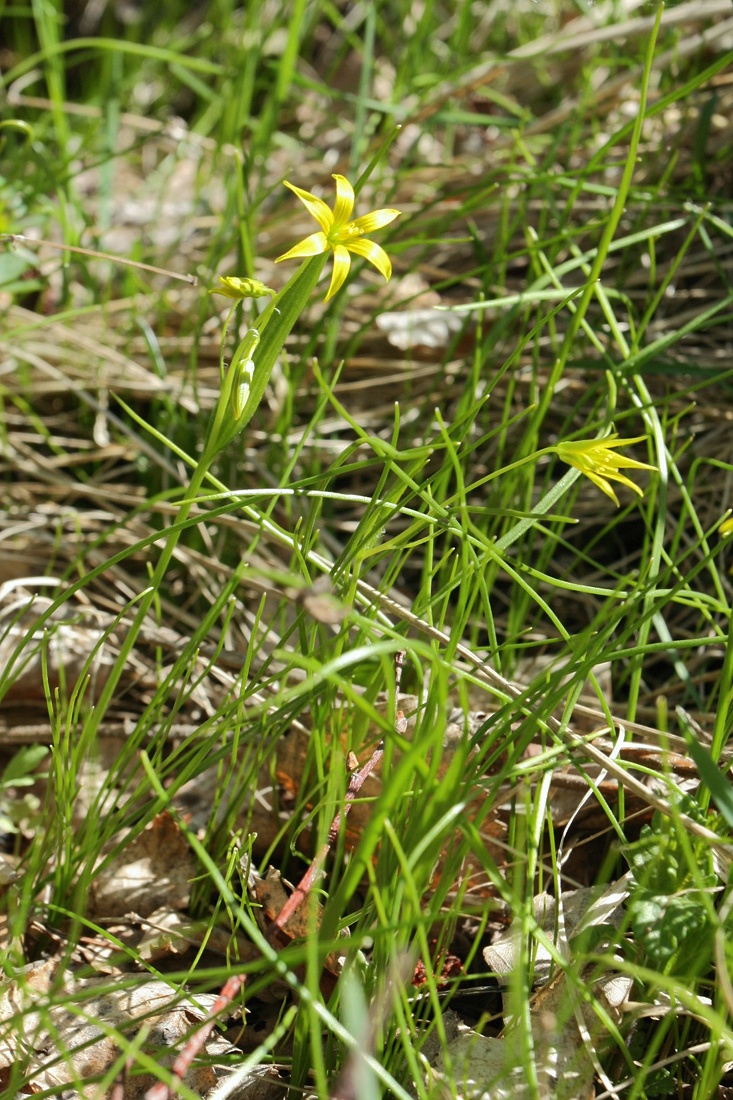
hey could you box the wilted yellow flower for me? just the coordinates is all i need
[210,276,275,299]
[275,174,400,302]
[555,433,655,507]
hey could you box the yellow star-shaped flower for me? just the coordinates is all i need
[555,434,655,507]
[275,174,401,302]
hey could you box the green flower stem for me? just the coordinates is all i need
[444,446,556,508]
[217,254,326,449]
[495,467,580,553]
[219,301,240,382]
[79,254,326,744]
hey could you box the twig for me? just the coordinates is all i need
[0,233,198,284]
[144,974,245,1100]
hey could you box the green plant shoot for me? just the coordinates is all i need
[230,328,260,421]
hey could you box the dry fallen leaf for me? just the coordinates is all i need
[0,963,231,1098]
[0,584,114,709]
[248,865,348,977]
[88,811,196,919]
[136,904,260,969]
[481,883,632,1099]
[431,1025,517,1099]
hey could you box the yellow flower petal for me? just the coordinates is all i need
[347,237,392,281]
[351,208,401,234]
[602,470,644,497]
[283,181,335,234]
[585,472,620,507]
[275,232,329,263]
[720,516,733,536]
[597,453,652,471]
[325,246,352,302]
[331,174,356,225]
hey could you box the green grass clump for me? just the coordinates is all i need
[2,1,733,1097]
